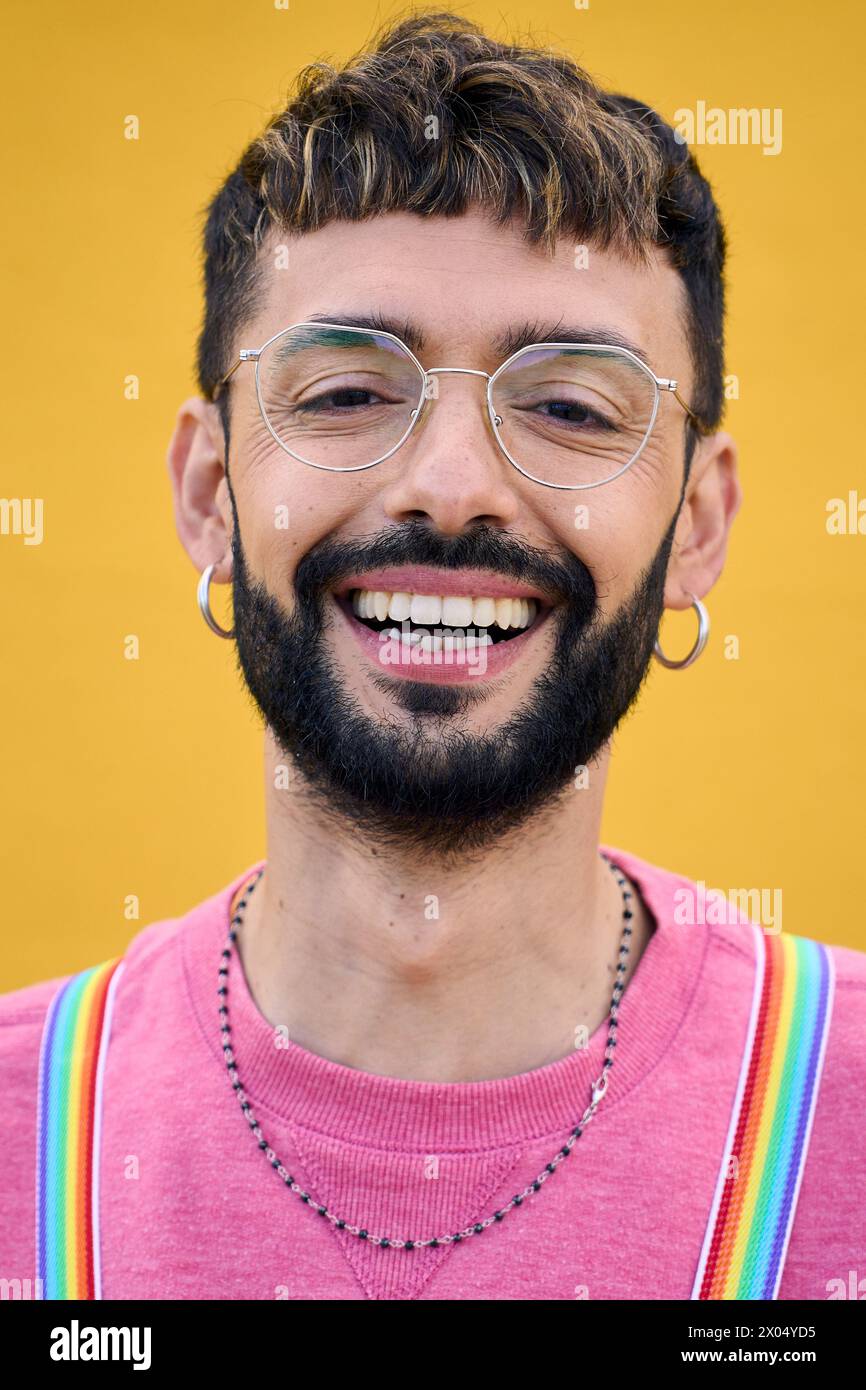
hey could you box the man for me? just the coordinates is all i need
[2,12,864,1303]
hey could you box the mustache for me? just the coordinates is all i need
[293,521,597,613]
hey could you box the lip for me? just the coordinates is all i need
[333,567,553,603]
[332,594,551,683]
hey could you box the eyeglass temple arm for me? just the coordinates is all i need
[659,378,710,436]
[212,350,259,403]
[212,360,241,403]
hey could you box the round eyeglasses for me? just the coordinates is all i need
[213,321,705,491]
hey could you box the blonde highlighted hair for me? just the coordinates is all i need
[197,10,726,440]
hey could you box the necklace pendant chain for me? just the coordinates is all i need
[217,850,634,1250]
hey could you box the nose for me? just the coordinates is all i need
[379,372,522,535]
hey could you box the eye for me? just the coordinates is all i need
[295,386,391,414]
[535,399,618,431]
[507,392,620,434]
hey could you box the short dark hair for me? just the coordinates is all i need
[196,9,726,468]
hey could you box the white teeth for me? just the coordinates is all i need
[388,592,411,622]
[472,597,496,628]
[409,594,442,625]
[441,596,474,627]
[350,589,539,631]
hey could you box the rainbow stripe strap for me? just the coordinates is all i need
[691,925,835,1300]
[35,957,125,1299]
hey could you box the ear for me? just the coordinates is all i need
[664,429,742,609]
[166,397,233,582]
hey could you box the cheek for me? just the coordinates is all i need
[546,463,676,609]
[232,446,328,586]
[233,433,380,593]
[232,411,337,569]
[622,431,680,498]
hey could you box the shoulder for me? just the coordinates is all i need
[825,934,866,995]
[798,935,866,1125]
[819,936,866,1083]
[0,863,262,1271]
[617,844,866,1294]
[609,841,866,1094]
[0,858,265,1068]
[614,841,866,1018]
[0,864,261,1140]
[0,860,262,1057]
[0,914,183,1047]
[0,972,73,1116]
[0,924,184,1277]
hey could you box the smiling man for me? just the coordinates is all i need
[2,12,865,1304]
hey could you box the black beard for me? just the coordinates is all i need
[229,517,676,858]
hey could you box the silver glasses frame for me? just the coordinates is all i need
[213,320,705,492]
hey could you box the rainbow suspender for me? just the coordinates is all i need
[691,924,835,1299]
[34,919,833,1300]
[35,957,125,1299]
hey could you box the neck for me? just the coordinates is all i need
[237,730,654,1083]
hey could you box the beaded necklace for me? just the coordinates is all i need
[217,851,634,1249]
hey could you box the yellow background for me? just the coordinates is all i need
[2,0,864,989]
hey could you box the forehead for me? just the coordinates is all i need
[250,207,690,377]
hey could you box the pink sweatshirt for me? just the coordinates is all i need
[1,844,864,1301]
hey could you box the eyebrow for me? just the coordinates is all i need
[302,312,652,367]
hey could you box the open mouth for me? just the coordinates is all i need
[346,588,542,650]
[331,568,554,683]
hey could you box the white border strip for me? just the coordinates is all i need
[690,922,765,1299]
[90,959,125,1301]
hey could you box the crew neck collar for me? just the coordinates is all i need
[183,844,707,1152]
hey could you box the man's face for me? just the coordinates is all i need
[216,208,696,852]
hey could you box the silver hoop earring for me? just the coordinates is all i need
[197,563,235,639]
[653,594,709,670]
